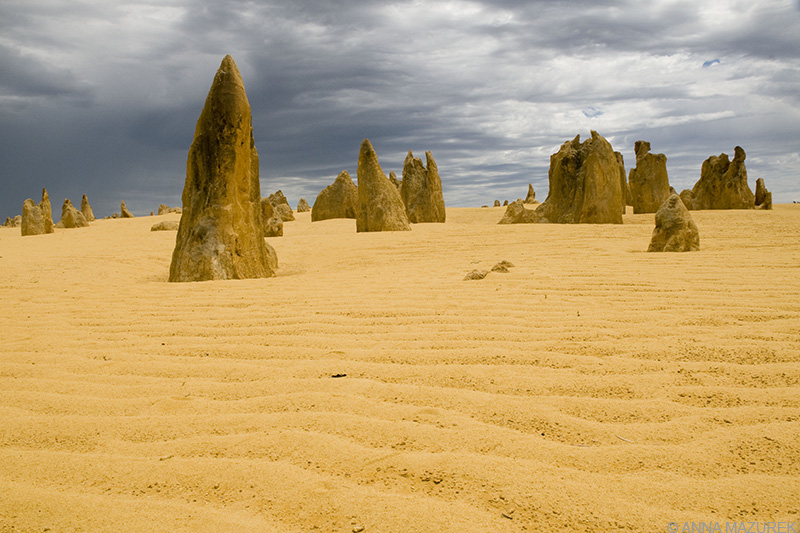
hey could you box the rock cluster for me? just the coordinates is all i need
[680,146,754,210]
[55,198,89,229]
[755,178,772,210]
[3,215,21,227]
[535,131,624,224]
[647,194,700,252]
[81,194,96,221]
[267,190,295,221]
[169,55,275,282]
[120,200,134,218]
[356,139,411,232]
[312,170,359,222]
[399,150,446,223]
[158,204,182,215]
[296,198,310,212]
[628,141,671,214]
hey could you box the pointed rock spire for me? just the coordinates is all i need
[356,139,410,232]
[81,194,96,221]
[169,55,274,282]
[400,150,446,223]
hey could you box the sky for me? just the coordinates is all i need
[1,0,799,218]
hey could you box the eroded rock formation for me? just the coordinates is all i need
[21,199,45,236]
[628,141,671,214]
[55,198,89,229]
[524,184,537,204]
[647,193,700,252]
[120,201,134,218]
[151,221,179,231]
[389,171,401,190]
[681,146,755,210]
[267,190,295,222]
[169,55,275,282]
[399,150,446,223]
[40,189,54,233]
[261,198,284,237]
[81,194,96,222]
[356,139,411,232]
[498,200,540,224]
[755,178,772,210]
[297,198,310,212]
[158,204,182,215]
[536,131,624,224]
[311,170,358,222]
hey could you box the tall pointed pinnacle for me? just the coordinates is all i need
[356,139,410,232]
[169,54,274,282]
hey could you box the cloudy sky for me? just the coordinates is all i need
[1,0,799,218]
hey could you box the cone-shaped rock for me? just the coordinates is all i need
[297,198,310,212]
[628,141,671,214]
[535,131,623,224]
[261,198,284,237]
[169,55,274,282]
[400,150,446,223]
[56,198,89,228]
[755,178,772,210]
[647,193,700,252]
[685,146,755,210]
[40,188,54,234]
[80,194,96,222]
[524,183,537,204]
[120,200,134,218]
[21,199,45,236]
[311,170,358,221]
[356,139,411,232]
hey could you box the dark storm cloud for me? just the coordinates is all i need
[1,0,799,219]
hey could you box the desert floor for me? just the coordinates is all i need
[1,205,799,532]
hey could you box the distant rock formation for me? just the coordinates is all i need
[356,139,411,232]
[535,131,624,224]
[261,198,284,237]
[21,199,46,236]
[297,198,310,212]
[681,146,755,210]
[151,220,179,231]
[493,200,501,207]
[524,184,537,204]
[120,200,134,218]
[169,54,275,282]
[40,189,54,233]
[389,171,401,189]
[399,150,446,223]
[312,170,358,222]
[55,198,89,229]
[81,194,96,222]
[267,190,295,221]
[615,151,628,214]
[498,200,540,224]
[628,141,671,214]
[3,215,21,228]
[755,178,772,210]
[157,204,182,215]
[647,193,700,252]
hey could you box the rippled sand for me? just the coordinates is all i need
[1,206,798,532]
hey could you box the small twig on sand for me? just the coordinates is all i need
[615,435,636,443]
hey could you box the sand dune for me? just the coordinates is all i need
[1,206,799,532]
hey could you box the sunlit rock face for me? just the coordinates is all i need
[535,131,624,224]
[355,139,411,233]
[169,55,275,282]
[682,146,755,210]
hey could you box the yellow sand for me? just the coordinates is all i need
[1,206,798,532]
